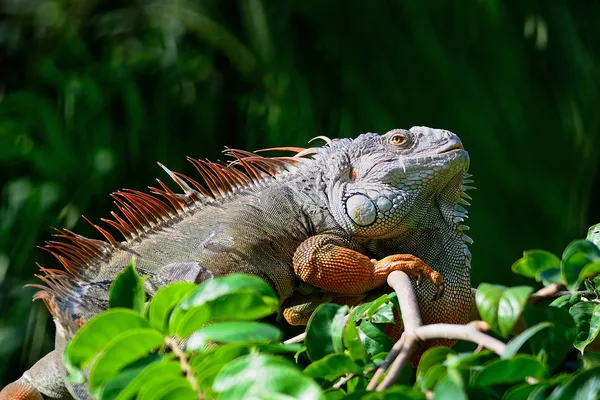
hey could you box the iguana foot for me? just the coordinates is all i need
[0,380,43,400]
[374,254,444,300]
[283,294,366,325]
[293,234,444,300]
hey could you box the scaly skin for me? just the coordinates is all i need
[0,127,472,400]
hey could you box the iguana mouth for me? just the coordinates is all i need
[438,142,465,154]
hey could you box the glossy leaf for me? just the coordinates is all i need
[549,293,583,309]
[213,353,324,400]
[108,258,146,313]
[343,319,368,364]
[476,283,533,337]
[348,387,426,399]
[138,377,195,400]
[587,223,600,248]
[502,383,550,400]
[503,321,551,358]
[190,344,250,393]
[561,240,600,290]
[113,360,182,400]
[64,309,151,370]
[147,281,196,333]
[177,274,277,310]
[471,355,547,387]
[357,321,394,358]
[169,274,279,336]
[88,328,164,389]
[433,375,467,400]
[523,304,576,370]
[512,250,560,279]
[306,304,347,361]
[304,353,362,381]
[569,301,600,353]
[186,321,282,350]
[445,351,494,369]
[546,366,600,400]
[416,347,454,391]
[577,260,600,285]
[99,354,162,400]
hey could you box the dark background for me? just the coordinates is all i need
[0,0,598,385]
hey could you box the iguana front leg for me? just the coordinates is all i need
[293,234,444,297]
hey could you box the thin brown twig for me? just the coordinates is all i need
[332,366,378,391]
[283,332,306,344]
[529,283,564,303]
[164,337,202,398]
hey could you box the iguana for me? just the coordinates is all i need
[0,126,473,400]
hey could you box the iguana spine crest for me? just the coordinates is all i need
[29,145,320,319]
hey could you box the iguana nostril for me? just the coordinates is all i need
[346,194,376,226]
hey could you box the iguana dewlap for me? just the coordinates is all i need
[0,127,473,400]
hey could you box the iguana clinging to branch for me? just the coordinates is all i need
[1,127,473,400]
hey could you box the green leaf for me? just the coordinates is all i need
[108,258,146,313]
[99,354,162,400]
[169,274,279,337]
[546,366,600,400]
[502,383,550,400]
[475,283,533,338]
[343,319,368,364]
[523,304,576,370]
[331,305,349,353]
[537,268,563,285]
[357,321,394,358]
[416,347,454,391]
[256,343,304,354]
[503,322,551,358]
[137,377,195,400]
[371,302,395,324]
[213,353,324,400]
[64,309,151,371]
[512,250,560,279]
[561,240,600,290]
[304,353,362,381]
[350,386,426,399]
[581,352,600,369]
[147,282,196,333]
[190,344,250,393]
[445,351,494,369]
[587,223,600,248]
[113,360,182,400]
[578,260,600,284]
[88,328,164,389]
[569,301,600,353]
[306,304,347,361]
[186,321,282,350]
[177,274,277,310]
[550,293,583,309]
[433,375,466,400]
[471,355,547,387]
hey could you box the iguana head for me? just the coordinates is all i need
[317,126,471,238]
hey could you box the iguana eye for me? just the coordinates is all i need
[390,133,407,146]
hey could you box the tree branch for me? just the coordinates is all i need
[368,271,507,392]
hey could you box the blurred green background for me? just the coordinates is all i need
[0,0,598,385]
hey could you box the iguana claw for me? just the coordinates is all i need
[432,282,445,301]
[415,271,423,288]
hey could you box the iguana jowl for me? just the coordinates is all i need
[0,127,473,400]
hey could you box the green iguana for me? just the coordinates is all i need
[0,127,473,400]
